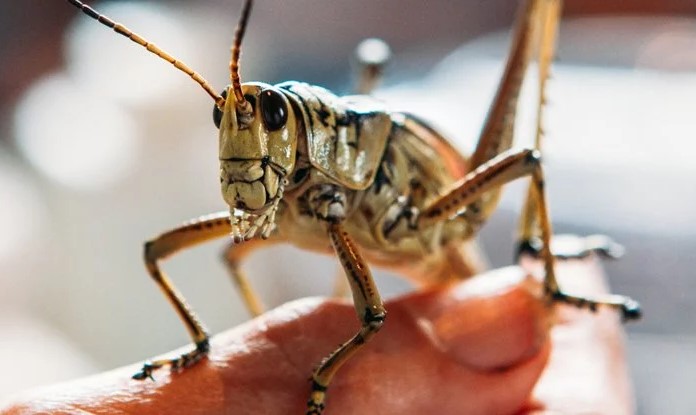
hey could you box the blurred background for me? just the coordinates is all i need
[0,0,694,413]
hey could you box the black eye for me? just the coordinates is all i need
[260,89,288,131]
[213,88,228,129]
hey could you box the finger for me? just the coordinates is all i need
[0,267,551,415]
[402,266,550,370]
[324,267,552,415]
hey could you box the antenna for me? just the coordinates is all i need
[66,0,225,107]
[229,0,254,115]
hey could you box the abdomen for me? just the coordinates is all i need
[344,114,482,280]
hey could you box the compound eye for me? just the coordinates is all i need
[259,89,288,131]
[212,88,228,129]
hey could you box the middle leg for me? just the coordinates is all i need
[307,222,386,415]
[221,237,279,317]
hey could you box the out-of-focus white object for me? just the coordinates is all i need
[13,73,140,190]
[0,151,45,264]
[0,315,98,399]
[355,38,392,66]
[65,2,192,106]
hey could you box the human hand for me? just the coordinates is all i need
[0,258,632,414]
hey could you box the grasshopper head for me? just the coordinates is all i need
[214,82,298,240]
[213,0,297,241]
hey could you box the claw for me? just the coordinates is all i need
[132,340,210,380]
[131,371,147,381]
[132,363,156,381]
[549,290,642,323]
[516,234,625,261]
[515,237,544,260]
[583,234,625,259]
[620,298,642,322]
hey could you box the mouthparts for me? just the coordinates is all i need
[220,158,287,242]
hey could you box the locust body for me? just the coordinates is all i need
[67,0,641,413]
[220,80,478,283]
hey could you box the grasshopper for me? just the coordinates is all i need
[67,0,640,413]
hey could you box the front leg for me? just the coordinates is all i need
[133,212,279,380]
[133,212,232,380]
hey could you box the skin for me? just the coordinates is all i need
[0,258,633,415]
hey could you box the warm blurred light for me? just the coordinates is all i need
[13,73,139,190]
[65,2,194,106]
[0,151,44,263]
[636,20,696,71]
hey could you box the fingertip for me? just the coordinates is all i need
[436,286,548,370]
[401,267,550,370]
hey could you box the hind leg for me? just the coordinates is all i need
[417,149,640,321]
